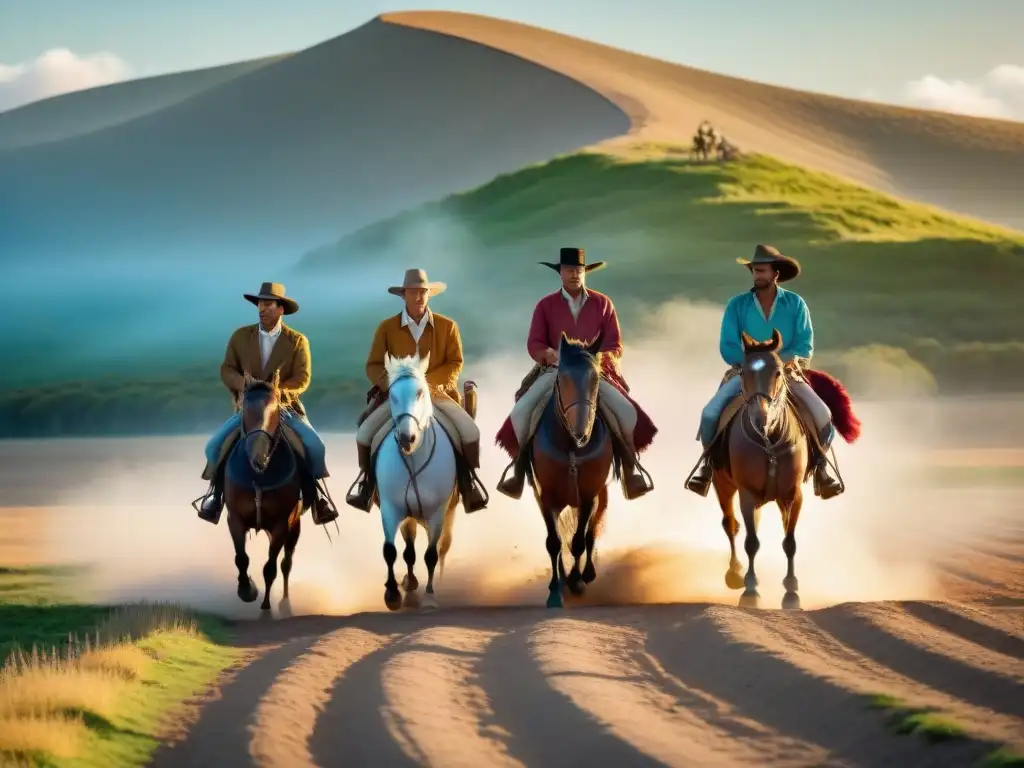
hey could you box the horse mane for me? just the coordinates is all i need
[803,369,862,444]
[559,336,603,368]
[384,354,427,386]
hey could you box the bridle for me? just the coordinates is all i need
[240,391,283,474]
[389,371,438,517]
[554,369,598,448]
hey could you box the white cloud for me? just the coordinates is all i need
[0,48,131,113]
[904,64,1024,121]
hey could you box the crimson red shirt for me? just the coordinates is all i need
[526,289,623,365]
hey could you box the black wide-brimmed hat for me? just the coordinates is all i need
[736,244,801,283]
[539,247,606,273]
[243,281,299,314]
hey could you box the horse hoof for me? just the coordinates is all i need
[278,597,294,619]
[738,590,761,609]
[725,570,744,590]
[582,563,596,584]
[403,590,421,609]
[567,574,586,597]
[384,589,402,612]
[237,578,259,604]
[421,594,438,612]
[546,591,564,609]
[258,605,273,617]
[402,574,419,592]
[783,576,799,593]
[782,592,802,611]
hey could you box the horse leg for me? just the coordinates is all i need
[582,486,607,584]
[228,511,258,603]
[781,489,804,610]
[567,495,596,596]
[279,517,300,616]
[401,518,419,592]
[421,511,446,612]
[401,518,421,609]
[260,521,289,612]
[379,499,403,611]
[714,472,743,590]
[541,504,564,609]
[437,493,458,585]
[738,488,762,608]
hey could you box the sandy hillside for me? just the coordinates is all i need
[0,56,282,152]
[0,17,627,263]
[385,11,1024,232]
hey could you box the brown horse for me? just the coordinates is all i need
[526,333,615,608]
[225,371,304,613]
[711,330,811,610]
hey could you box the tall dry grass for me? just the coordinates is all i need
[0,602,199,763]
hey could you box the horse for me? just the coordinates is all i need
[710,329,813,611]
[527,333,615,609]
[224,371,304,614]
[375,351,459,612]
[690,132,709,161]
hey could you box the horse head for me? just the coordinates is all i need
[385,351,433,456]
[240,370,282,473]
[740,329,788,433]
[555,331,603,448]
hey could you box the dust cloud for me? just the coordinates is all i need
[21,298,1002,618]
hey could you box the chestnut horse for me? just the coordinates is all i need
[527,333,615,608]
[225,372,304,613]
[712,330,811,610]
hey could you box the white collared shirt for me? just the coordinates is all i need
[401,308,432,344]
[561,287,589,321]
[258,320,283,371]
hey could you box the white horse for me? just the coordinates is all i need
[376,351,459,611]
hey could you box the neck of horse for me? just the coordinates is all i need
[745,393,794,446]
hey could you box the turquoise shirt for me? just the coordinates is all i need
[719,287,813,366]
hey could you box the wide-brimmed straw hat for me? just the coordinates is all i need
[243,282,299,314]
[539,246,606,273]
[388,268,447,297]
[736,244,801,283]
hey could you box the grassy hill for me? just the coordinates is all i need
[3,145,1022,438]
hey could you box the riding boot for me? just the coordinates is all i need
[685,457,713,497]
[496,446,529,500]
[812,427,843,500]
[345,443,375,512]
[615,438,654,501]
[456,439,488,513]
[198,464,225,524]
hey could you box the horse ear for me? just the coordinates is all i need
[586,332,603,357]
[769,329,783,352]
[419,351,431,373]
[559,332,570,353]
[243,370,254,388]
[740,332,756,351]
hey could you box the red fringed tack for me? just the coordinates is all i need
[495,417,519,460]
[804,368,862,444]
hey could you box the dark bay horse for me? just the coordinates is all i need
[527,333,615,608]
[225,371,304,613]
[711,330,811,611]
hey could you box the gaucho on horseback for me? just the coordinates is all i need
[345,268,489,513]
[195,282,340,526]
[495,247,657,501]
[685,245,845,499]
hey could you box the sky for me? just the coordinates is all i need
[0,0,1023,120]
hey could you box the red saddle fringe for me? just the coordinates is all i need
[804,368,861,444]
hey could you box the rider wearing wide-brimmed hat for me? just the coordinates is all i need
[684,244,844,499]
[345,268,488,514]
[196,282,340,526]
[494,247,658,502]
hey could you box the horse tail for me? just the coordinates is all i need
[804,368,862,444]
